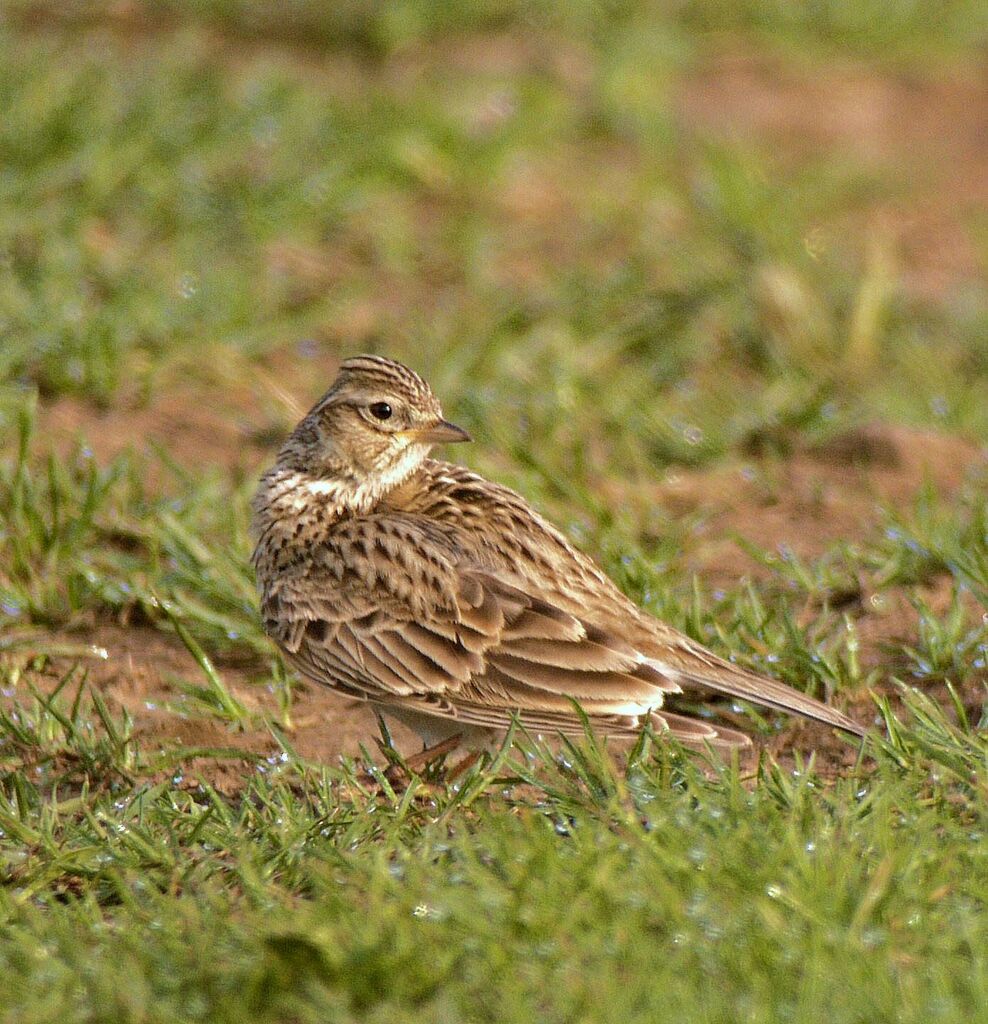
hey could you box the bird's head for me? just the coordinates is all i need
[276,355,470,505]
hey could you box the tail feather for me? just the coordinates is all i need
[642,639,865,737]
[676,666,865,736]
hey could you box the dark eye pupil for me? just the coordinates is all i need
[369,402,392,421]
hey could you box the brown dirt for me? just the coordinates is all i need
[12,32,988,791]
[610,421,988,750]
[13,406,986,792]
[648,423,987,583]
[3,623,422,795]
[678,53,988,299]
[28,319,988,793]
[42,347,342,479]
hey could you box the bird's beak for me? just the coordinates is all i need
[409,420,472,445]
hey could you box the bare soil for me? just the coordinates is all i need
[678,53,988,299]
[13,403,985,787]
[6,623,421,795]
[10,38,988,788]
[43,349,333,478]
[651,423,986,583]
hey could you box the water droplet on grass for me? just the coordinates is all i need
[178,273,198,299]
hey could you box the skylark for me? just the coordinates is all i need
[252,355,864,753]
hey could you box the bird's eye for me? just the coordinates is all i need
[368,402,393,421]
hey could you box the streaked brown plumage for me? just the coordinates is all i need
[251,355,864,752]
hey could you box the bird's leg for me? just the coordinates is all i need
[445,750,483,781]
[403,734,464,773]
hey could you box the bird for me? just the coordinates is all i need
[251,355,864,754]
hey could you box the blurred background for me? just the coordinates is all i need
[1,1,987,756]
[3,1,986,459]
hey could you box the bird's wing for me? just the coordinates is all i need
[261,514,861,746]
[257,515,756,746]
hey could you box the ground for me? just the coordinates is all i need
[16,414,986,782]
[1,5,986,1023]
[15,42,988,777]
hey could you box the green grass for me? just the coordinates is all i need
[1,2,987,1021]
[0,680,985,1023]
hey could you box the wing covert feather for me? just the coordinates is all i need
[260,507,861,743]
[266,514,679,714]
